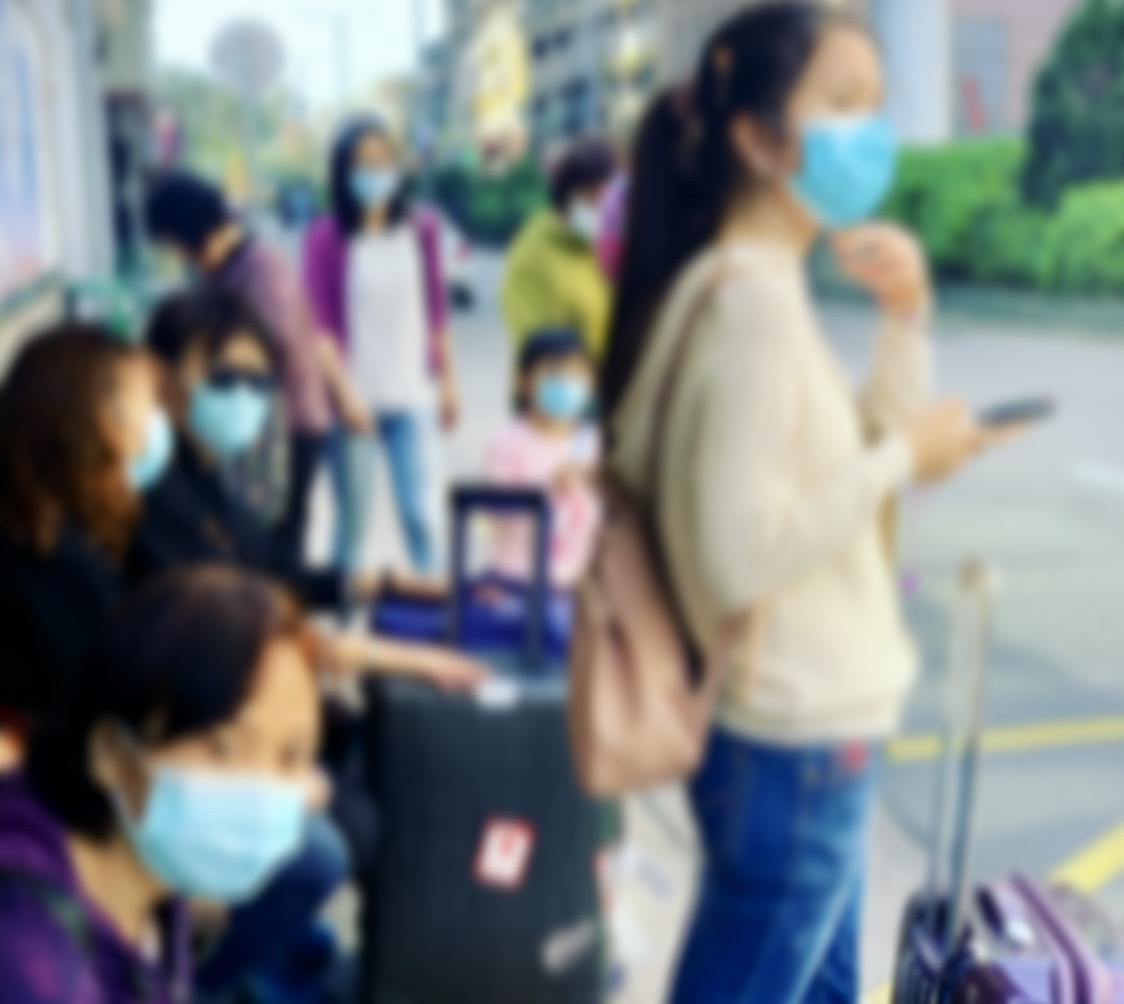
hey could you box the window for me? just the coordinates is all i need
[954,16,1009,135]
[0,0,53,301]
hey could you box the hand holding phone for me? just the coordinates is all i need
[977,397,1056,429]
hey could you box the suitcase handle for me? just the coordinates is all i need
[449,486,552,668]
[926,559,997,954]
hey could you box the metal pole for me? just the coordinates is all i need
[334,9,352,107]
[582,0,599,133]
[413,0,428,148]
[413,0,427,57]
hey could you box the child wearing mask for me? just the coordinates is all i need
[485,328,601,589]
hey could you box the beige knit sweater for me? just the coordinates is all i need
[609,240,933,744]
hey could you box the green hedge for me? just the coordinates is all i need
[1039,182,1124,293]
[882,138,1124,295]
[430,158,548,247]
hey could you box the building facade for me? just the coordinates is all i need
[427,0,1079,156]
[0,0,115,364]
[657,0,1079,142]
[952,0,1077,135]
[523,0,660,149]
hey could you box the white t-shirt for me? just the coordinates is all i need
[346,226,433,413]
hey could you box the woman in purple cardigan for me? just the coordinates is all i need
[304,118,460,575]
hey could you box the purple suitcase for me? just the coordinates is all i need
[892,562,1124,1004]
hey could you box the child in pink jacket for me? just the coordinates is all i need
[485,329,602,588]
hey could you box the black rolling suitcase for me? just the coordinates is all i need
[361,488,611,1004]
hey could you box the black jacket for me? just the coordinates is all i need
[0,528,121,721]
[125,441,344,610]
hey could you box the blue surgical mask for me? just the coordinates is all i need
[114,761,308,903]
[790,115,898,229]
[535,375,592,423]
[189,382,271,459]
[566,201,601,245]
[127,409,174,493]
[350,167,400,209]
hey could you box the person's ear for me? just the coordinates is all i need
[179,346,208,392]
[729,114,791,181]
[518,369,535,404]
[90,721,149,818]
[89,721,128,794]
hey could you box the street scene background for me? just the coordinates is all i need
[3,0,1124,1001]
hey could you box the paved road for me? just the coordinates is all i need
[314,253,1124,1001]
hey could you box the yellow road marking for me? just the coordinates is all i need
[1051,821,1124,894]
[888,716,1124,763]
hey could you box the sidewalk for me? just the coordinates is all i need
[609,791,925,1004]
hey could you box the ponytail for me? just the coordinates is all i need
[601,0,862,420]
[600,92,720,418]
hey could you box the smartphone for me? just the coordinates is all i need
[978,397,1056,429]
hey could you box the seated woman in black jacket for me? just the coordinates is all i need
[0,325,171,749]
[132,287,483,689]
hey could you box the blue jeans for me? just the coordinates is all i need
[196,814,351,997]
[671,731,878,1004]
[330,411,439,575]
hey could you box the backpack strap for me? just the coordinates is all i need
[640,260,746,682]
[644,259,745,504]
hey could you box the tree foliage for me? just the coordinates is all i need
[1023,0,1124,208]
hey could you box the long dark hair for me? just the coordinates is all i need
[0,326,142,559]
[329,117,412,237]
[601,2,859,417]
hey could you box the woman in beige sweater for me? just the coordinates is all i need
[602,5,1003,1002]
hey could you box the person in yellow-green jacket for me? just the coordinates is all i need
[502,140,617,359]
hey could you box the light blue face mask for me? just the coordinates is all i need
[350,167,401,209]
[535,375,592,423]
[114,760,308,903]
[189,383,271,460]
[789,114,898,229]
[127,409,175,493]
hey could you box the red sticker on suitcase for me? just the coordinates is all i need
[474,818,536,891]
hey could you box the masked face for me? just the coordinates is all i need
[127,409,176,493]
[732,25,894,231]
[96,637,321,904]
[186,333,275,459]
[788,114,897,228]
[350,130,402,211]
[532,358,594,424]
[188,377,272,459]
[350,167,401,210]
[112,757,310,902]
[566,200,602,245]
[109,356,174,494]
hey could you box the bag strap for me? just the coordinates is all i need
[638,260,745,682]
[644,259,745,502]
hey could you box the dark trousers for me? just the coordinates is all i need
[275,432,328,566]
